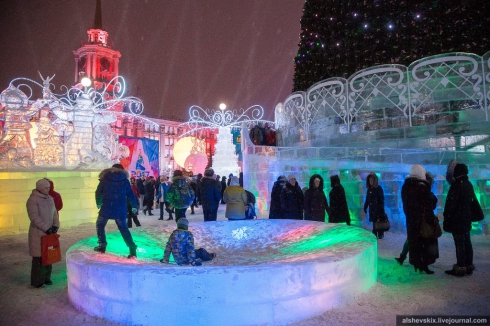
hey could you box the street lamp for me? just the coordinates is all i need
[81,77,91,93]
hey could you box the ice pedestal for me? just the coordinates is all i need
[67,220,377,325]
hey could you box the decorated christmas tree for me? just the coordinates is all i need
[293,0,490,92]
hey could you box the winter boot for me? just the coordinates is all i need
[394,255,406,265]
[466,264,475,275]
[94,246,106,253]
[445,264,466,277]
[128,246,137,259]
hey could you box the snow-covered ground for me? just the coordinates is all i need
[0,204,488,326]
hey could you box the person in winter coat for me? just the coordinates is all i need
[443,163,480,276]
[199,168,222,221]
[280,174,304,220]
[220,176,227,204]
[364,173,387,239]
[26,178,60,288]
[136,174,146,213]
[166,170,195,222]
[196,173,203,205]
[329,175,350,225]
[160,218,216,266]
[189,177,198,214]
[245,189,257,219]
[45,179,63,213]
[223,176,247,220]
[143,176,155,215]
[94,164,139,258]
[269,175,287,219]
[156,175,173,220]
[401,164,439,274]
[304,174,329,222]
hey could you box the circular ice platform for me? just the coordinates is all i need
[67,220,377,326]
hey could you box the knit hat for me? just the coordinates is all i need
[409,164,426,180]
[173,170,183,177]
[287,174,296,181]
[204,168,214,177]
[230,176,240,186]
[36,178,50,191]
[177,218,189,228]
[453,163,468,179]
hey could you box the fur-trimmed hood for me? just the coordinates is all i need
[366,172,379,188]
[99,167,130,181]
[308,174,324,189]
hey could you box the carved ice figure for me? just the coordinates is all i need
[0,86,40,166]
[33,116,63,165]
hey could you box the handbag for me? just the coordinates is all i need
[41,233,61,266]
[420,216,442,239]
[375,213,390,231]
[471,192,484,222]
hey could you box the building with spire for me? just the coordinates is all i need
[70,0,216,175]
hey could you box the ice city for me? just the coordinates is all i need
[0,1,489,325]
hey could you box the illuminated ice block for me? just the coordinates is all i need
[67,220,377,326]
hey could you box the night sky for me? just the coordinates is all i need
[0,0,304,121]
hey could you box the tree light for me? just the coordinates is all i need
[219,103,226,110]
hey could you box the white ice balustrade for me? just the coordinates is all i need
[277,51,490,145]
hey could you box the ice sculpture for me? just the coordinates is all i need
[0,75,152,170]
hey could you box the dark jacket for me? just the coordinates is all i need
[304,174,329,222]
[199,176,222,210]
[280,181,304,220]
[363,173,385,222]
[269,179,286,219]
[443,174,475,234]
[95,167,138,220]
[329,175,350,224]
[143,179,155,207]
[136,177,145,195]
[167,176,195,209]
[402,176,439,266]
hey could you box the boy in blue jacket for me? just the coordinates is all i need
[160,218,215,266]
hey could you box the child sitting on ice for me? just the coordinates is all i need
[160,218,216,266]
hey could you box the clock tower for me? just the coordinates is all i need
[73,0,120,90]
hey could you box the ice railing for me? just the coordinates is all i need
[276,51,490,144]
[245,145,490,167]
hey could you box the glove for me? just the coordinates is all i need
[191,261,202,266]
[45,228,52,235]
[131,208,138,214]
[51,226,59,234]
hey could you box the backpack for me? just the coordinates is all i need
[179,184,194,207]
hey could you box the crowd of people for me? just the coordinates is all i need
[25,160,482,287]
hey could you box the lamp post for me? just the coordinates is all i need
[80,77,91,93]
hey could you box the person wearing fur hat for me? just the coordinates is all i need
[304,174,329,222]
[329,175,350,225]
[280,174,304,220]
[26,178,60,288]
[199,168,222,221]
[94,164,139,258]
[364,173,387,239]
[166,170,195,223]
[223,176,248,220]
[160,218,216,266]
[401,165,439,274]
[443,163,481,276]
[269,175,287,219]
